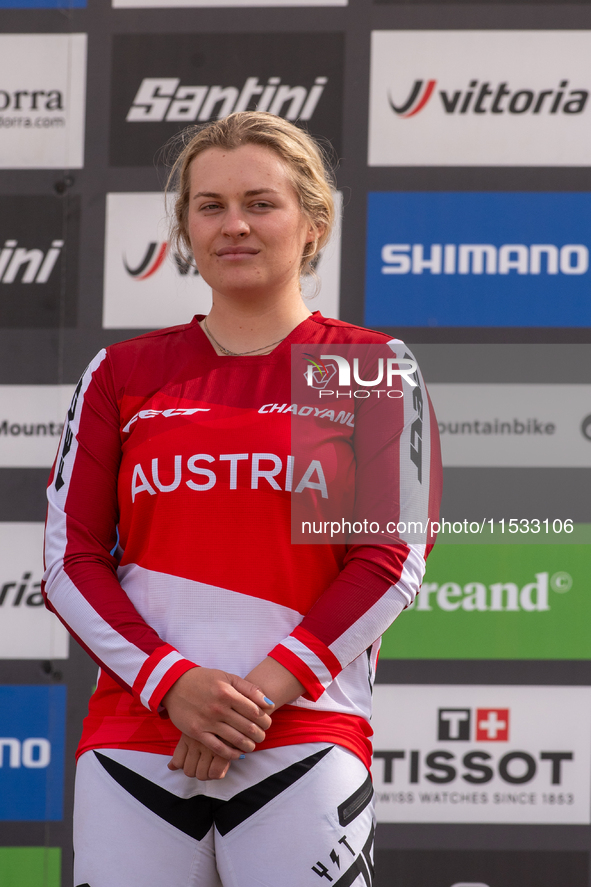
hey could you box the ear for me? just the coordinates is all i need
[305,223,324,244]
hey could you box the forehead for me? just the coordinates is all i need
[189,144,294,194]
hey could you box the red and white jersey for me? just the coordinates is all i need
[43,313,442,769]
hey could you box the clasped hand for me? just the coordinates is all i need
[162,667,274,781]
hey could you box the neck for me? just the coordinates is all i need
[203,290,312,356]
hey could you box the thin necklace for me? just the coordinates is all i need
[202,317,287,356]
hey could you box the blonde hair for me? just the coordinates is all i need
[166,112,336,276]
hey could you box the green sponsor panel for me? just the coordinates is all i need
[381,543,591,659]
[0,848,61,887]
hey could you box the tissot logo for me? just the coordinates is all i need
[372,685,591,825]
[110,33,343,166]
[369,31,591,166]
[0,196,79,328]
[438,709,510,742]
[389,79,588,118]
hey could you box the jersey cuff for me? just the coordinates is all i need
[132,645,198,712]
[269,626,342,703]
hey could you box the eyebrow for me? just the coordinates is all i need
[192,189,280,200]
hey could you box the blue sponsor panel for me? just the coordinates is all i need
[0,685,66,820]
[0,0,84,6]
[365,192,591,327]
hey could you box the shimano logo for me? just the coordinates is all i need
[126,76,327,124]
[0,737,51,768]
[390,79,588,118]
[0,239,63,284]
[381,243,589,276]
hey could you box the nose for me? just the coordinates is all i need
[221,208,250,238]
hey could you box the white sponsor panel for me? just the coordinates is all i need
[369,31,591,166]
[0,34,86,169]
[0,386,74,468]
[372,685,591,824]
[428,384,591,467]
[0,523,69,659]
[114,0,345,6]
[103,192,342,328]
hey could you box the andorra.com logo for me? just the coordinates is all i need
[389,78,589,117]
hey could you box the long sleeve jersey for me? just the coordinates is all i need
[43,313,442,769]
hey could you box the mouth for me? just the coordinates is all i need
[216,246,259,258]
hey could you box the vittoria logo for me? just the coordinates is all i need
[389,79,436,118]
[0,572,44,608]
[110,33,344,166]
[368,31,591,166]
[123,241,199,280]
[0,523,69,658]
[389,79,588,118]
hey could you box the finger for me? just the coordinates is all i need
[198,731,253,760]
[183,740,203,778]
[221,710,270,743]
[212,721,268,754]
[196,748,215,781]
[208,755,231,780]
[168,736,189,771]
[227,674,273,721]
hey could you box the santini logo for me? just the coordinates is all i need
[389,79,588,117]
[381,244,589,276]
[0,239,63,284]
[127,77,327,123]
[124,242,199,281]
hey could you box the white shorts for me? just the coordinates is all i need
[73,742,375,887]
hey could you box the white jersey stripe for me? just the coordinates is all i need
[43,569,147,687]
[278,636,333,689]
[44,350,108,573]
[141,650,188,710]
[328,545,425,667]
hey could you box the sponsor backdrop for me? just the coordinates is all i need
[0,2,590,886]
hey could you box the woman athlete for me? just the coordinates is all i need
[43,112,442,887]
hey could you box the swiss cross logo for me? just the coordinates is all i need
[476,708,510,742]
